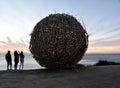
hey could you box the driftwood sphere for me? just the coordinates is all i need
[29,13,88,69]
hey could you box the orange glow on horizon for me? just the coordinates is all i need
[0,43,30,53]
[0,46,30,53]
[87,45,120,53]
[0,44,120,54]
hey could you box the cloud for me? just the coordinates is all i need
[0,37,29,53]
[0,41,6,44]
[6,36,12,43]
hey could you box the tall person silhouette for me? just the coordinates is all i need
[14,50,19,70]
[5,50,12,70]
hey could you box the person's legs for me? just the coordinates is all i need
[10,61,12,70]
[14,62,17,70]
[19,62,22,70]
[16,62,18,70]
[7,62,9,70]
[14,61,19,70]
[22,61,24,70]
[19,61,24,70]
[7,61,12,70]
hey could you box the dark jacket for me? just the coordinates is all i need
[5,53,12,62]
[14,52,19,63]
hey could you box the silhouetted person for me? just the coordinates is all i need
[14,50,19,70]
[5,50,12,70]
[19,51,25,70]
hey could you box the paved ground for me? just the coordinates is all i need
[0,65,120,88]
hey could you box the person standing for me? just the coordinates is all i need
[5,50,12,70]
[14,50,19,70]
[19,51,25,70]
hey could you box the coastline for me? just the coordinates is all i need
[0,65,120,88]
[1,53,120,70]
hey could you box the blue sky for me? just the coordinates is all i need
[0,0,120,53]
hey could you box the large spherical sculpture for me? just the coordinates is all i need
[29,13,89,69]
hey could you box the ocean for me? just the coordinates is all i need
[0,53,120,70]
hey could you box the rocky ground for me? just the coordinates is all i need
[0,65,120,88]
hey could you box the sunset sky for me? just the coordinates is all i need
[0,0,120,53]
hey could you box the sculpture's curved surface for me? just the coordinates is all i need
[29,13,89,68]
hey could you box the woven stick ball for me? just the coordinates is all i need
[29,13,88,69]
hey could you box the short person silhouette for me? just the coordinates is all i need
[19,51,25,70]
